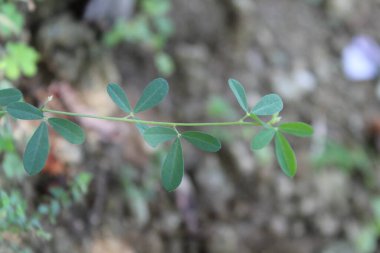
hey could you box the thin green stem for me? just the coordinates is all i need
[239,113,250,122]
[173,126,181,137]
[249,113,269,127]
[40,108,261,127]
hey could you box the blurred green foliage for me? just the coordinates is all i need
[356,198,380,253]
[0,190,51,239]
[0,0,24,37]
[0,171,92,252]
[314,140,379,252]
[103,0,174,76]
[38,172,93,224]
[0,118,25,180]
[0,0,39,81]
[122,166,158,226]
[0,42,39,80]
[313,141,372,173]
[207,95,236,121]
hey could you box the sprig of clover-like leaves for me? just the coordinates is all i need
[0,78,313,191]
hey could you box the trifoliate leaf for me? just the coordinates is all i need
[251,128,276,150]
[107,83,132,113]
[134,78,169,113]
[0,88,22,106]
[228,79,249,113]
[275,132,297,177]
[23,122,49,175]
[182,131,221,152]
[161,138,183,192]
[279,122,313,137]
[143,126,177,147]
[48,118,85,144]
[251,94,283,116]
[6,102,43,120]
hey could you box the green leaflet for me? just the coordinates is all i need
[0,88,22,106]
[107,83,132,113]
[135,119,150,135]
[23,122,49,176]
[251,128,276,150]
[134,78,169,113]
[48,118,85,144]
[182,131,221,152]
[136,123,149,135]
[279,122,313,137]
[6,102,43,120]
[161,138,183,192]
[251,94,283,116]
[275,132,297,177]
[228,79,249,113]
[143,126,177,147]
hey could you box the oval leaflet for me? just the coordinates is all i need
[251,128,276,150]
[134,78,169,113]
[161,138,184,192]
[279,122,313,137]
[0,88,23,106]
[48,118,85,144]
[251,94,283,116]
[182,131,221,152]
[23,122,49,176]
[143,126,177,147]
[228,79,249,113]
[107,83,132,113]
[6,102,44,120]
[274,132,297,177]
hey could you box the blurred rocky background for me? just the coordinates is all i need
[1,0,380,252]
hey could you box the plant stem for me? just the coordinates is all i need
[41,109,261,127]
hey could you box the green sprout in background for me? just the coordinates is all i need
[0,42,39,80]
[0,172,92,248]
[0,0,40,81]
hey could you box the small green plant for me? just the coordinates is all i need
[37,172,93,224]
[0,78,313,191]
[0,42,39,80]
[0,0,40,81]
[0,172,92,251]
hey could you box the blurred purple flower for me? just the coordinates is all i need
[342,35,380,81]
[84,0,135,26]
